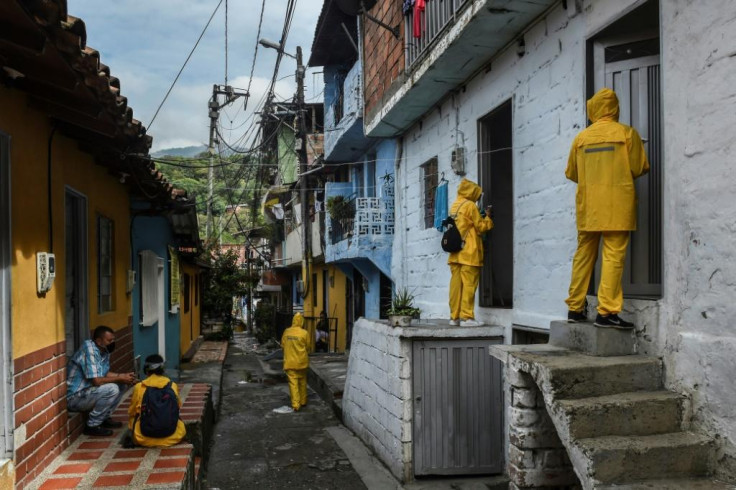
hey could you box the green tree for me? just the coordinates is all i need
[202,248,250,323]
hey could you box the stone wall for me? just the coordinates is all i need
[507,367,578,489]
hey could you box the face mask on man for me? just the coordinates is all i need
[106,342,116,354]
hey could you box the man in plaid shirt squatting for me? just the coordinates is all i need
[66,325,137,436]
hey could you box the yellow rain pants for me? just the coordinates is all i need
[286,368,308,410]
[565,231,630,315]
[449,264,481,320]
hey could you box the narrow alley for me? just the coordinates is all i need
[202,334,367,490]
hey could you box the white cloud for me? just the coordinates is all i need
[67,0,326,151]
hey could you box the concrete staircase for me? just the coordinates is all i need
[496,322,734,489]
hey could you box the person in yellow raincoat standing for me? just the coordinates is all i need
[280,313,309,413]
[448,178,494,327]
[565,87,649,328]
[127,355,186,447]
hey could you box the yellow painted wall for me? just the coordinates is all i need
[0,86,132,359]
[300,264,348,352]
[179,262,202,356]
[328,267,349,352]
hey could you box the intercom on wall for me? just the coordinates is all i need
[37,252,56,294]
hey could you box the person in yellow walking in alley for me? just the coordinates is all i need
[279,313,309,414]
[565,87,649,328]
[448,178,494,327]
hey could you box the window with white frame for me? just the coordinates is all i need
[139,250,160,326]
[97,215,114,313]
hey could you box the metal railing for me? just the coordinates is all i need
[404,0,471,69]
[330,214,355,244]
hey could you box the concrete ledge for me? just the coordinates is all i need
[385,319,505,339]
[489,343,566,364]
[549,320,635,356]
[308,355,347,422]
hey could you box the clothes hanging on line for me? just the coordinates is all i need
[434,180,449,231]
[413,0,426,38]
[402,0,414,16]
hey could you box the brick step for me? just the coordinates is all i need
[553,391,684,439]
[26,383,213,490]
[537,353,663,399]
[597,477,736,489]
[572,431,713,485]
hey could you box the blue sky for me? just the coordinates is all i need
[68,0,325,151]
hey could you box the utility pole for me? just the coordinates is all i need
[206,84,249,242]
[295,46,311,312]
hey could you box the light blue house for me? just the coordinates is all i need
[130,194,200,379]
[309,1,397,322]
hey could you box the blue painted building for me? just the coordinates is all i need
[309,1,397,321]
[130,196,200,379]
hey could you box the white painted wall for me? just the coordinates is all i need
[391,0,736,479]
[392,0,593,328]
[659,0,736,478]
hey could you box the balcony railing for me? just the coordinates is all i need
[329,196,395,244]
[404,0,471,69]
[330,214,355,244]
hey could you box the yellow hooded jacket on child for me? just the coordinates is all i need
[281,313,309,410]
[447,179,493,322]
[127,373,186,447]
[565,87,649,316]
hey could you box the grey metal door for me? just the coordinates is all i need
[413,338,504,475]
[65,188,88,357]
[595,35,662,297]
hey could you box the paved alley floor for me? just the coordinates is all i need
[202,334,368,490]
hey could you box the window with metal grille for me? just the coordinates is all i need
[97,215,114,313]
[422,158,438,229]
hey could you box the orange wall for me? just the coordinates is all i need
[0,85,132,359]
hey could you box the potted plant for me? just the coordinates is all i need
[326,195,356,221]
[387,288,421,327]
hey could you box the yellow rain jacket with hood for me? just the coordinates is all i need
[447,179,494,266]
[282,313,309,410]
[565,88,649,231]
[128,373,186,447]
[282,313,308,370]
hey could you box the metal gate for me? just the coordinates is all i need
[412,338,504,476]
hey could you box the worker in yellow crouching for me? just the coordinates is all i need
[279,313,309,413]
[565,87,649,328]
[448,178,494,327]
[127,355,186,447]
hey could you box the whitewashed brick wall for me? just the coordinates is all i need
[341,319,413,481]
[390,0,736,480]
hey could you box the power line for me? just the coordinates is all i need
[148,0,224,130]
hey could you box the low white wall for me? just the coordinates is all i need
[342,317,505,481]
[342,318,413,481]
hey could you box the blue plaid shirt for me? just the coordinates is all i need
[66,339,110,398]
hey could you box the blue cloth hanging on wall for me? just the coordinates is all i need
[434,180,448,231]
[402,0,414,16]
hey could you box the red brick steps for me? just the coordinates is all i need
[26,383,212,490]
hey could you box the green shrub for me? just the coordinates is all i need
[254,302,277,344]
